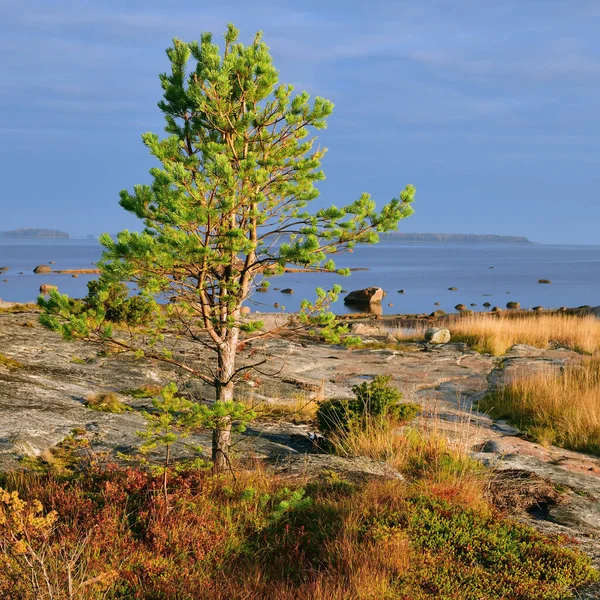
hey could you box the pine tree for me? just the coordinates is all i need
[39,25,415,470]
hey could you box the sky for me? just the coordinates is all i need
[0,1,599,244]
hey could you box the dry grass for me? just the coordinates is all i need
[85,392,130,413]
[243,395,319,424]
[0,352,23,369]
[480,355,600,454]
[326,414,488,509]
[445,313,600,355]
[0,303,39,314]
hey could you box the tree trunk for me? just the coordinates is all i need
[212,327,239,471]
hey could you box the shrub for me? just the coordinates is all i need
[0,464,596,599]
[85,279,153,325]
[317,376,418,434]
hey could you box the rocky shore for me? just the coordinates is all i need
[1,307,599,594]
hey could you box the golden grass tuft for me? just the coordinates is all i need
[243,396,319,424]
[480,355,600,454]
[446,312,600,355]
[85,392,129,413]
[0,352,23,369]
[326,415,488,510]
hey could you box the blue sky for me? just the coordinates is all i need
[1,1,599,243]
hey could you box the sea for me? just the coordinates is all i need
[1,239,599,316]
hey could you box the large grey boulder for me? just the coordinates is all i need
[344,287,384,306]
[424,327,451,344]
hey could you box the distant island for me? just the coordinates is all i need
[380,233,531,244]
[0,228,70,239]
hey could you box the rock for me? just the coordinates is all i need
[240,306,251,315]
[460,309,474,316]
[33,265,52,274]
[2,279,7,283]
[532,306,544,312]
[273,288,281,291]
[256,287,269,293]
[397,289,405,294]
[470,303,477,307]
[448,287,458,291]
[433,302,440,306]
[483,302,491,307]
[280,288,294,294]
[491,306,502,312]
[39,284,58,295]
[493,421,520,435]
[483,293,492,297]
[506,302,520,309]
[350,323,386,336]
[454,304,467,311]
[273,303,279,308]
[0,267,8,272]
[72,274,79,278]
[344,287,385,306]
[430,309,446,317]
[481,439,505,453]
[275,453,404,483]
[538,279,552,284]
[424,327,451,344]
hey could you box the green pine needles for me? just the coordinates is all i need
[39,24,415,469]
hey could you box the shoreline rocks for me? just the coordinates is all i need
[344,287,385,307]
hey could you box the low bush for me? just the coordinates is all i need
[317,376,419,434]
[0,467,595,599]
[85,279,154,325]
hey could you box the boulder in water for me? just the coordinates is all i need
[344,287,385,306]
[39,284,58,295]
[33,265,52,274]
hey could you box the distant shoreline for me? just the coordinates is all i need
[380,233,531,244]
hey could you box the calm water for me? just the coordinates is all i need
[1,239,599,315]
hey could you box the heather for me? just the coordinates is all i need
[0,454,597,600]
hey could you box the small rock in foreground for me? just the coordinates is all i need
[424,327,451,344]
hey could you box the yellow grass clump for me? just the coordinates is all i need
[446,313,600,355]
[480,354,600,454]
